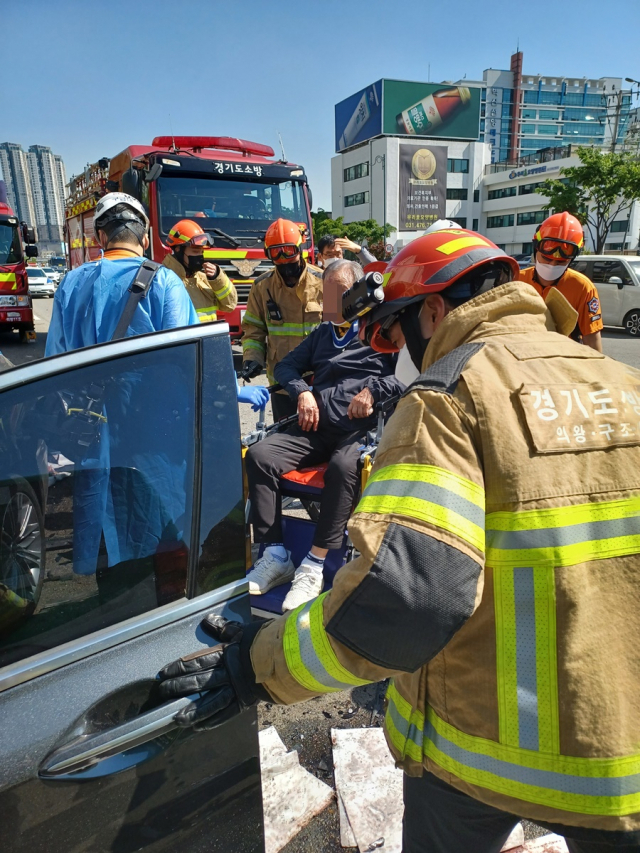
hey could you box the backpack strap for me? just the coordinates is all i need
[110,259,162,342]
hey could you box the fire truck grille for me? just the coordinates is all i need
[219,260,274,306]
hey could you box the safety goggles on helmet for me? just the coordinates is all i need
[187,232,214,248]
[444,260,513,300]
[266,244,300,262]
[536,237,580,261]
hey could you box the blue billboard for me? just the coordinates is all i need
[334,80,383,152]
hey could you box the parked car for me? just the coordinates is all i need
[0,322,263,852]
[41,266,62,285]
[26,267,56,298]
[511,252,532,270]
[572,255,640,336]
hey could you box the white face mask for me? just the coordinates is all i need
[535,259,569,282]
[395,343,420,386]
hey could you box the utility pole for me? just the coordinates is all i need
[373,153,386,250]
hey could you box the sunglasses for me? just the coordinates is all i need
[266,244,300,262]
[537,238,580,261]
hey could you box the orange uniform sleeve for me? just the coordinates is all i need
[575,278,604,336]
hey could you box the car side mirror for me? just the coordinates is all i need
[608,275,624,288]
[121,167,141,199]
[22,223,37,244]
[25,245,38,258]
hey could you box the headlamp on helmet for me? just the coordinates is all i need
[341,271,385,323]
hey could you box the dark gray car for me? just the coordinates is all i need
[0,322,263,852]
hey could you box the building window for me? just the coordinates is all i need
[486,214,514,229]
[524,91,538,104]
[539,91,562,105]
[473,189,480,203]
[538,124,560,135]
[446,188,468,200]
[605,243,624,251]
[502,103,512,118]
[518,182,542,195]
[610,219,630,233]
[447,158,469,173]
[539,110,560,120]
[517,210,546,226]
[472,218,479,231]
[585,93,604,107]
[344,191,369,207]
[522,108,537,119]
[520,123,536,134]
[521,242,534,255]
[344,162,369,182]
[450,217,467,228]
[488,186,516,200]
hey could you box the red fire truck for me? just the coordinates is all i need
[65,137,315,340]
[0,181,38,343]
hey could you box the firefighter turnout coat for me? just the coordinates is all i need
[241,262,323,384]
[250,280,640,833]
[162,253,237,323]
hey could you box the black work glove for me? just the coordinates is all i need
[157,615,269,731]
[239,360,264,382]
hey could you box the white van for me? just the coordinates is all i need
[572,255,640,336]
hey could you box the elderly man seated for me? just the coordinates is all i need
[245,259,405,611]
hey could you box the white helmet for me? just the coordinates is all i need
[93,192,149,231]
[424,219,459,234]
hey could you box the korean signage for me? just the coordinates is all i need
[486,87,501,163]
[519,383,640,453]
[212,162,264,176]
[508,164,560,180]
[335,81,383,152]
[398,144,446,231]
[335,80,480,153]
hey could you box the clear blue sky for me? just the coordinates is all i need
[2,0,639,210]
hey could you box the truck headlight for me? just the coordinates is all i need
[16,296,30,306]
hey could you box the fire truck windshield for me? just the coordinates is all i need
[156,175,310,248]
[0,222,21,266]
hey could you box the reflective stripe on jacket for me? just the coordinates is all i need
[163,253,238,323]
[240,263,323,383]
[250,281,640,832]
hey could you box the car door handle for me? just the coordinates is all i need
[39,697,194,778]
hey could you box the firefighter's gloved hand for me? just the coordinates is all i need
[237,384,270,411]
[157,615,265,731]
[239,360,263,381]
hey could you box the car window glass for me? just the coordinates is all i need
[0,345,197,668]
[572,260,593,278]
[591,261,632,285]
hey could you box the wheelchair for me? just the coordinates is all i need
[241,388,397,617]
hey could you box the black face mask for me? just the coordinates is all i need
[278,260,303,288]
[186,253,205,273]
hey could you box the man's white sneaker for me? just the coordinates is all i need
[282,566,324,612]
[247,550,295,594]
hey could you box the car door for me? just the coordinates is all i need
[0,322,264,853]
[590,259,633,325]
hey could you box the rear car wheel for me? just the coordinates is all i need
[0,477,46,610]
[623,310,640,336]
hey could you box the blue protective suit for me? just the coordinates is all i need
[44,256,198,577]
[45,255,198,356]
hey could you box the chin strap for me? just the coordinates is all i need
[399,301,429,372]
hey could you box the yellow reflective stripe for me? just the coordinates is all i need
[0,273,17,283]
[385,691,640,816]
[494,565,559,753]
[355,463,485,552]
[242,339,265,353]
[266,324,317,337]
[436,236,491,255]
[283,594,371,693]
[534,565,559,755]
[212,281,232,300]
[196,307,217,322]
[243,311,266,329]
[169,230,190,242]
[424,708,640,816]
[487,496,640,568]
[204,249,248,259]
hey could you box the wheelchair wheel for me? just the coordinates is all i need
[301,498,321,523]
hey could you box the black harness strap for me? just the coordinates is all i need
[110,259,161,341]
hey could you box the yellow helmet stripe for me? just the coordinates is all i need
[436,236,492,256]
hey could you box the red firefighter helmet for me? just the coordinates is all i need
[360,229,520,352]
[533,212,584,261]
[264,218,305,263]
[166,219,214,249]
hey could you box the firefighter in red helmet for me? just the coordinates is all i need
[241,218,323,420]
[159,227,640,852]
[518,211,603,351]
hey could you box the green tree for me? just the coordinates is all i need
[310,211,396,260]
[536,147,640,253]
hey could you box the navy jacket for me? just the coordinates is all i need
[274,321,404,433]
